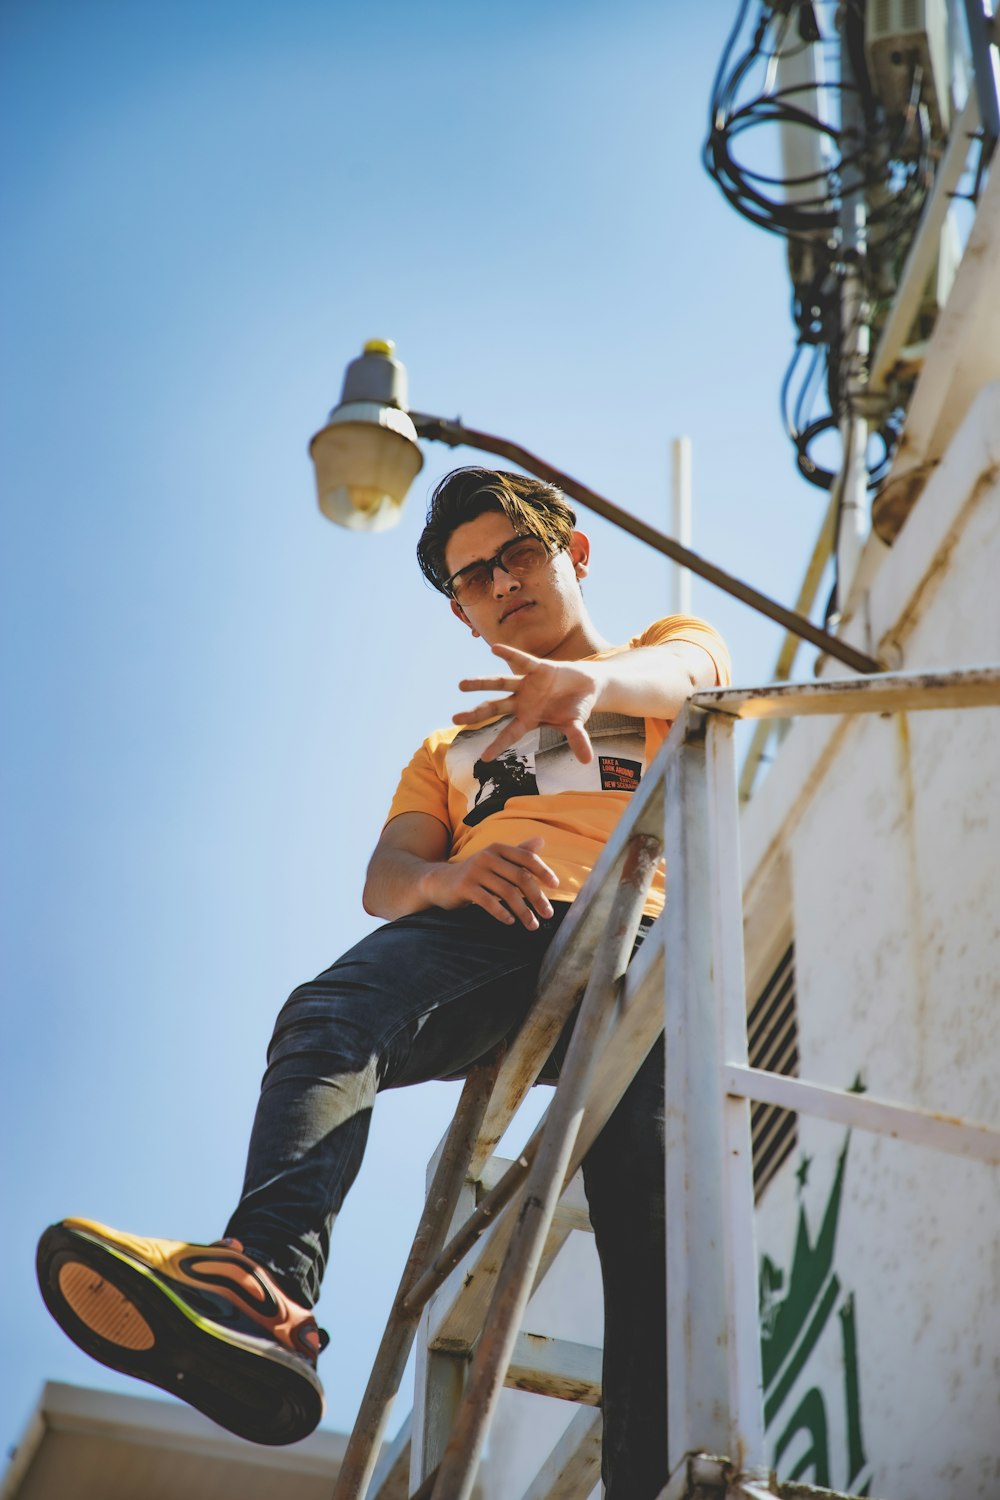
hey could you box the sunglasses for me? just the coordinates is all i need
[445,534,555,604]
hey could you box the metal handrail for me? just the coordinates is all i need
[347,664,1000,1500]
[663,664,1000,1495]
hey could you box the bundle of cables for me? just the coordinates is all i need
[704,0,932,493]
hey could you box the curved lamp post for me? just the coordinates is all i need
[310,340,880,675]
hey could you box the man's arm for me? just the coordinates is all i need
[363,810,560,930]
[585,638,718,716]
[455,639,719,764]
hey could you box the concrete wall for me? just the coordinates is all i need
[745,383,1000,1497]
[482,386,1000,1500]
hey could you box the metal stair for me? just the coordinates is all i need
[332,665,1000,1500]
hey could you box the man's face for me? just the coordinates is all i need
[443,510,589,657]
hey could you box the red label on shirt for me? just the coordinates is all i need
[599,755,641,792]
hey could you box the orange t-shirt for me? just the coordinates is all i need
[383,617,731,918]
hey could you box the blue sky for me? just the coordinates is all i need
[1,0,829,1456]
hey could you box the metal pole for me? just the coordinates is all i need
[663,706,733,1473]
[410,411,882,675]
[670,437,692,616]
[400,1146,534,1318]
[706,714,766,1472]
[833,18,871,617]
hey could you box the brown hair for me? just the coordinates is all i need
[416,467,577,594]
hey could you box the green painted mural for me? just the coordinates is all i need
[759,1122,874,1494]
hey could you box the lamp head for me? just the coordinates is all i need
[309,339,424,531]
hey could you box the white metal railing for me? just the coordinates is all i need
[338,664,1000,1500]
[659,664,1000,1498]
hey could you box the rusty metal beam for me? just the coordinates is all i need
[409,411,882,676]
[505,1333,602,1406]
[738,1477,889,1500]
[478,1161,592,1233]
[693,663,1000,720]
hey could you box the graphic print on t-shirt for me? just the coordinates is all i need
[464,746,538,827]
[447,712,646,827]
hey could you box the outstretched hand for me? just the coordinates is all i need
[453,643,600,764]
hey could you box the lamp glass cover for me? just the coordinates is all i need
[310,404,424,532]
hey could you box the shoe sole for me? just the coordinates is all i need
[37,1223,324,1445]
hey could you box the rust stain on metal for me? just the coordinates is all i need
[401,1150,532,1315]
[622,831,665,887]
[506,1373,602,1405]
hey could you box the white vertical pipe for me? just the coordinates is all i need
[670,436,693,616]
[663,705,732,1472]
[706,714,766,1472]
[834,23,871,615]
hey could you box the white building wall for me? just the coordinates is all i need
[482,386,1000,1499]
[748,386,1000,1497]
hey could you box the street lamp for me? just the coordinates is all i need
[309,339,424,531]
[309,340,880,675]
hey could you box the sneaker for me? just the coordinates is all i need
[36,1217,327,1445]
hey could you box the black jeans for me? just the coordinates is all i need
[226,904,666,1499]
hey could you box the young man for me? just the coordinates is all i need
[37,467,730,1499]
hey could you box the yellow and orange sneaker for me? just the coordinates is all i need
[36,1217,326,1445]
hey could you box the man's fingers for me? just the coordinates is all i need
[476,894,517,926]
[478,718,528,761]
[457,841,561,928]
[565,718,594,765]
[474,871,543,929]
[496,846,559,912]
[483,873,552,927]
[511,840,560,887]
[492,643,537,668]
[453,696,518,727]
[458,675,520,693]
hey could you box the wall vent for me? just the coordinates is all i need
[748,941,798,1200]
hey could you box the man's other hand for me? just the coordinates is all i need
[421,836,559,930]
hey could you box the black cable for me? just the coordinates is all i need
[704,0,941,494]
[708,0,756,136]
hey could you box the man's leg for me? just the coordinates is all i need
[226,904,568,1306]
[37,905,566,1444]
[582,1036,667,1500]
